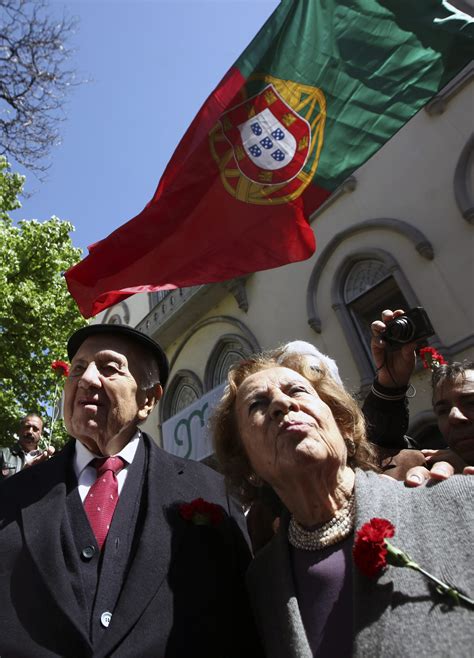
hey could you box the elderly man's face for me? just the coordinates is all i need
[433,370,474,464]
[64,335,162,456]
[18,415,43,452]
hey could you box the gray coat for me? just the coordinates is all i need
[247,470,474,658]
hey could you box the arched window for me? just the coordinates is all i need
[205,334,254,390]
[161,370,203,422]
[101,301,130,325]
[331,250,420,387]
[343,259,409,357]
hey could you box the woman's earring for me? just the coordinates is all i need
[345,438,356,457]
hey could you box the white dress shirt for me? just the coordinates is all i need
[73,432,141,503]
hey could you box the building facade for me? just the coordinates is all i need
[96,64,474,461]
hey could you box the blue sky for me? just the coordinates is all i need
[12,0,279,254]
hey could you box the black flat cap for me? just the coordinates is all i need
[67,324,169,387]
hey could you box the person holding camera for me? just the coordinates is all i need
[363,309,474,485]
[363,309,425,448]
[363,308,441,446]
[0,413,54,480]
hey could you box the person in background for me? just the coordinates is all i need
[407,360,474,484]
[0,413,54,480]
[363,309,425,450]
[0,324,260,657]
[364,309,473,485]
[212,353,473,657]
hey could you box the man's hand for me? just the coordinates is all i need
[371,309,417,388]
[405,448,468,486]
[422,448,466,472]
[23,446,55,468]
[405,461,454,487]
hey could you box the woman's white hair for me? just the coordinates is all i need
[277,340,343,386]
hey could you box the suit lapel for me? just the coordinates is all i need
[21,441,92,650]
[95,434,194,657]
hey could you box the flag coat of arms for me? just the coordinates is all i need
[65,0,474,318]
[220,84,312,186]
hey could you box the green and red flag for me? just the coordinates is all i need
[66,0,474,318]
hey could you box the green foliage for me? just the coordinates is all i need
[0,157,87,447]
[0,157,24,221]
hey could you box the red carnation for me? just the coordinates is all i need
[179,497,224,526]
[353,518,395,578]
[419,347,447,370]
[353,517,474,608]
[51,360,70,377]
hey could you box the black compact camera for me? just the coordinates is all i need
[382,307,434,349]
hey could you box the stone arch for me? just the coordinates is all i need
[306,218,433,333]
[161,369,204,423]
[204,333,255,390]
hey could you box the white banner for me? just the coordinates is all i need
[162,384,226,461]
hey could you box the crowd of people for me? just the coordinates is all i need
[0,309,472,656]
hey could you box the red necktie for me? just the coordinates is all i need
[83,456,125,550]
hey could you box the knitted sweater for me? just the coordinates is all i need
[247,471,474,658]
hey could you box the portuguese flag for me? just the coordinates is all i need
[66,0,474,318]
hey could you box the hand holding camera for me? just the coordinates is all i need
[371,307,434,388]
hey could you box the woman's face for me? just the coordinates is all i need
[235,366,349,487]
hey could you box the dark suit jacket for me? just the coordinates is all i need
[0,434,260,657]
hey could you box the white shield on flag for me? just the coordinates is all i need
[238,108,296,172]
[219,84,312,186]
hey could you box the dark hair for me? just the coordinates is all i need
[432,360,474,403]
[211,353,378,505]
[19,413,43,428]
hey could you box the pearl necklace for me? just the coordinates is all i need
[288,492,355,551]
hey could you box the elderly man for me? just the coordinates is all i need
[0,325,260,657]
[0,413,48,479]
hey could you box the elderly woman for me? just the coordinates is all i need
[211,353,473,658]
